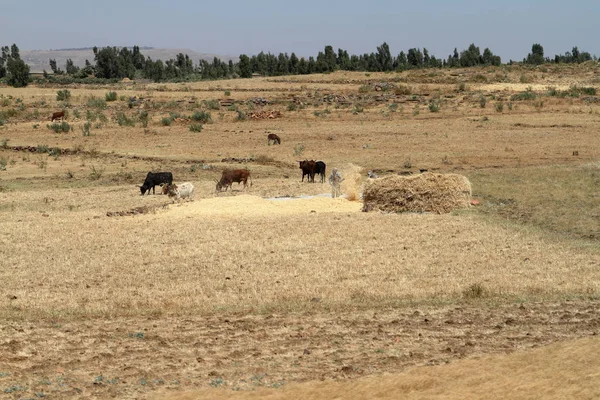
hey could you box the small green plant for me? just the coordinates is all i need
[224,90,231,96]
[89,165,105,180]
[105,91,118,101]
[87,96,107,109]
[116,112,136,127]
[510,88,536,101]
[47,122,71,133]
[441,155,452,165]
[479,95,487,108]
[82,121,92,136]
[358,85,370,93]
[191,111,212,123]
[457,82,467,92]
[0,157,7,171]
[463,283,486,299]
[1,138,8,148]
[36,157,47,170]
[403,157,412,169]
[395,85,412,95]
[293,143,305,157]
[388,103,398,112]
[412,105,420,116]
[507,102,513,111]
[138,110,149,127]
[352,105,364,114]
[37,144,49,153]
[203,99,220,110]
[428,100,440,113]
[33,123,40,129]
[495,102,504,113]
[235,110,247,121]
[72,109,80,119]
[189,123,203,132]
[160,117,173,126]
[287,103,298,111]
[56,89,71,101]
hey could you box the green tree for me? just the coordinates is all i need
[238,54,252,78]
[6,43,30,87]
[65,58,79,75]
[525,43,544,65]
[376,42,393,71]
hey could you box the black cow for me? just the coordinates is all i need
[140,171,173,195]
[298,160,316,183]
[314,161,326,183]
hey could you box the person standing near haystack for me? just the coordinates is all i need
[329,168,344,198]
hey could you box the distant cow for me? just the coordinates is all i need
[298,160,316,182]
[164,182,194,202]
[140,171,173,195]
[267,133,281,145]
[314,161,326,183]
[216,169,252,192]
[50,111,65,122]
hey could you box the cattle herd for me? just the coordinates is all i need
[136,133,331,201]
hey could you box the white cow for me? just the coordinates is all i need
[165,182,194,202]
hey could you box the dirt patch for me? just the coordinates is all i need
[1,300,599,399]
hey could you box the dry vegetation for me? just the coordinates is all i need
[1,63,600,398]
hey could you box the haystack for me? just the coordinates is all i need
[362,172,472,214]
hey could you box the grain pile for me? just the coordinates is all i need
[362,173,472,214]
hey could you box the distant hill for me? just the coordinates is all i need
[21,47,237,73]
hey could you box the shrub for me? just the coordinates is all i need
[191,111,212,123]
[82,121,92,136]
[224,90,231,96]
[235,110,247,121]
[138,110,149,128]
[510,90,536,101]
[47,122,71,133]
[495,102,504,113]
[394,85,412,95]
[116,112,135,127]
[105,91,118,101]
[203,99,220,110]
[388,103,398,112]
[160,117,173,126]
[287,103,298,111]
[189,123,203,132]
[479,95,487,108]
[428,100,440,113]
[293,143,305,157]
[89,165,105,180]
[1,138,8,148]
[87,97,107,109]
[473,74,487,83]
[358,85,370,93]
[56,89,71,101]
[457,82,467,92]
[0,157,7,171]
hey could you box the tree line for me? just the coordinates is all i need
[0,42,597,87]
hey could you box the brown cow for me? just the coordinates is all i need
[267,133,281,145]
[216,169,252,192]
[298,160,316,182]
[50,111,65,122]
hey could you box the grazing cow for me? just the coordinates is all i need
[298,160,316,182]
[314,161,326,183]
[165,182,194,202]
[216,169,252,192]
[267,133,281,145]
[139,171,173,195]
[50,111,65,122]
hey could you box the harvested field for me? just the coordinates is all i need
[1,64,600,398]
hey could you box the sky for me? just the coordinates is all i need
[1,0,598,62]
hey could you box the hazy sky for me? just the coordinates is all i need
[2,0,598,62]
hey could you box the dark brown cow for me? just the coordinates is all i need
[267,133,281,145]
[298,160,316,182]
[216,169,252,192]
[50,111,65,122]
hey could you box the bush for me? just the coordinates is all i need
[189,123,203,132]
[191,111,212,123]
[224,90,231,96]
[138,110,149,128]
[235,110,247,121]
[56,89,71,101]
[203,99,220,110]
[293,143,305,157]
[87,97,107,109]
[428,100,440,113]
[479,95,487,108]
[105,91,118,101]
[89,165,105,181]
[160,117,173,126]
[495,102,504,113]
[82,121,92,136]
[0,157,6,171]
[116,112,135,127]
[394,85,412,95]
[510,90,536,101]
[47,122,71,133]
[287,103,298,111]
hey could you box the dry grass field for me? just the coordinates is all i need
[1,63,600,398]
